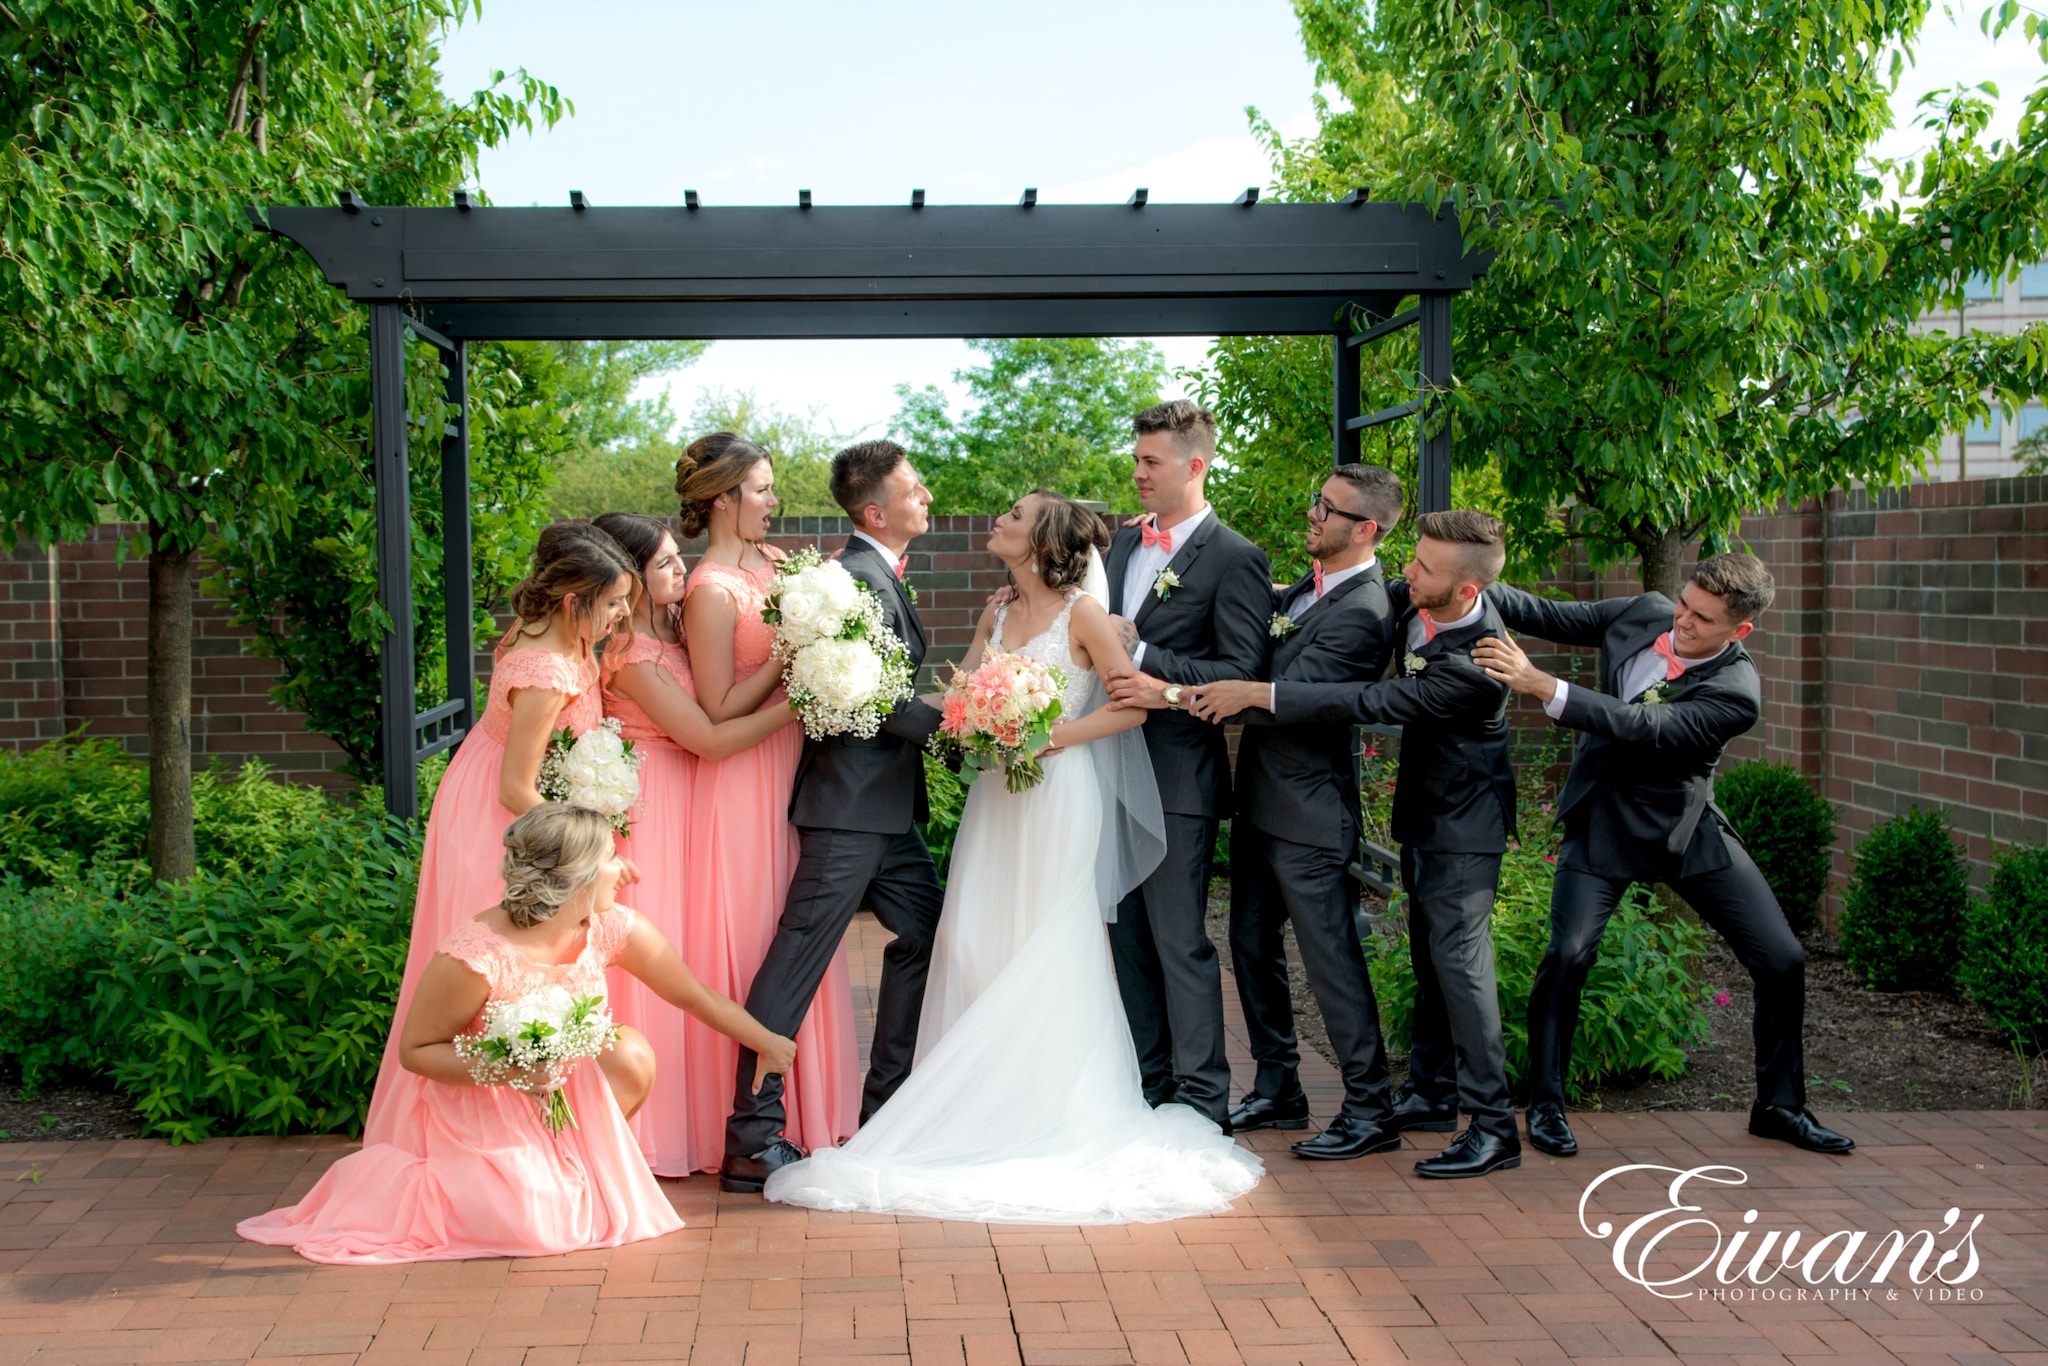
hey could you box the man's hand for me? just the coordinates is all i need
[1185,679,1269,724]
[1471,634,1559,704]
[1106,670,1171,709]
[987,584,1016,606]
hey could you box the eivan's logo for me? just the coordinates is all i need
[1579,1165,1984,1301]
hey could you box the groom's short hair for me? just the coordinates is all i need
[1132,400,1217,462]
[1689,552,1775,620]
[832,440,908,520]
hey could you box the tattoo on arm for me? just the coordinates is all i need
[1117,618,1139,654]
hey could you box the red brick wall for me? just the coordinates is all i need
[0,528,352,787]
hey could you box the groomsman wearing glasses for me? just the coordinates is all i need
[1215,464,1410,1160]
[1472,554,1855,1157]
[1190,511,1522,1178]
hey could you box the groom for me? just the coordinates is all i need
[1101,400,1272,1128]
[720,439,947,1194]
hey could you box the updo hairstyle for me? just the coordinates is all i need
[499,803,617,929]
[503,523,640,649]
[591,511,674,577]
[1026,489,1111,595]
[674,432,771,538]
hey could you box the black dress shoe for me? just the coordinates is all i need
[1291,1115,1402,1161]
[1388,1087,1458,1133]
[1228,1092,1312,1133]
[1749,1104,1856,1155]
[718,1137,807,1193]
[1526,1101,1578,1157]
[1414,1127,1522,1179]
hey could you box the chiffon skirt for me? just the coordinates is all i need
[239,1059,683,1265]
[608,738,697,1173]
[362,729,519,1149]
[765,746,1263,1224]
[675,724,859,1174]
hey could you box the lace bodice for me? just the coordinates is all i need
[440,905,636,1020]
[601,620,693,746]
[686,559,779,680]
[992,594,1093,717]
[478,646,602,746]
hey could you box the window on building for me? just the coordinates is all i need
[2020,404,2048,441]
[1965,273,2005,301]
[2023,262,2048,298]
[1966,410,2004,444]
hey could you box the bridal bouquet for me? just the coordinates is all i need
[931,648,1067,793]
[538,716,641,833]
[453,986,618,1135]
[763,548,916,740]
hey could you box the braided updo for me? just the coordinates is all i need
[674,432,771,539]
[1026,489,1111,595]
[499,803,617,929]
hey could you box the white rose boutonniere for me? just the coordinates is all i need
[1638,681,1674,705]
[1268,613,1297,639]
[1403,650,1428,676]
[1152,567,1182,602]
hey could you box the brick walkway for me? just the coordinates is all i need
[0,916,2042,1365]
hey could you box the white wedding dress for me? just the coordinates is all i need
[764,593,1264,1224]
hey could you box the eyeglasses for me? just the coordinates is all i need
[1309,493,1370,524]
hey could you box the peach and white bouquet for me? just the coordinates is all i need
[930,648,1067,793]
[763,549,915,739]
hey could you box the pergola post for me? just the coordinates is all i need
[1417,292,1453,513]
[439,341,476,743]
[369,302,417,821]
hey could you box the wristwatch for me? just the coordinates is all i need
[1163,684,1185,710]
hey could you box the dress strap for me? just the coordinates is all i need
[440,921,510,993]
[991,603,1009,652]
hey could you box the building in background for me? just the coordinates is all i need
[1921,264,2048,480]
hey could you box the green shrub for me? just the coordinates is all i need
[1839,807,1970,991]
[1961,843,2048,1045]
[92,804,421,1142]
[0,734,333,885]
[1370,843,1711,1101]
[919,752,967,882]
[1716,761,1837,933]
[0,867,137,1093]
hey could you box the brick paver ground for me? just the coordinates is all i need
[0,915,2042,1365]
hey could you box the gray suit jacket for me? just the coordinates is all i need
[786,537,944,834]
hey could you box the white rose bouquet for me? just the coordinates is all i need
[929,648,1067,793]
[763,549,916,740]
[453,985,618,1135]
[537,716,642,834]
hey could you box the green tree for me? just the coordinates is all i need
[891,339,1168,514]
[1272,0,2048,593]
[214,340,697,782]
[0,0,563,877]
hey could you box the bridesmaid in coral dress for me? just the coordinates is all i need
[239,804,797,1264]
[677,433,860,1164]
[362,524,641,1148]
[592,512,804,1176]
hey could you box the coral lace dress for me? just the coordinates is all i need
[600,623,702,1174]
[363,646,603,1148]
[681,559,858,1170]
[237,905,684,1264]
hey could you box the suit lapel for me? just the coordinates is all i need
[1605,598,1672,693]
[1294,563,1376,626]
[1106,527,1138,618]
[1134,513,1218,631]
[842,536,924,655]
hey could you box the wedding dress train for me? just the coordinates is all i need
[765,594,1263,1224]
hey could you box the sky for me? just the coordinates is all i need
[436,1,2046,439]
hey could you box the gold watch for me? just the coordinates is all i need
[1163,684,1185,710]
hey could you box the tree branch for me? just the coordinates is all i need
[224,19,266,137]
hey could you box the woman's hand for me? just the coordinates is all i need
[615,855,643,888]
[753,1032,798,1091]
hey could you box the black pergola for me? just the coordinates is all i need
[255,192,1485,819]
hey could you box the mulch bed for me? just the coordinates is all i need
[0,1079,145,1144]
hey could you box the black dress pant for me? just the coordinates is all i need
[726,825,944,1157]
[1109,812,1230,1124]
[1398,845,1516,1141]
[1228,823,1393,1123]
[1530,833,1805,1111]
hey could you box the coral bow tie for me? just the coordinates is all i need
[1140,521,1173,552]
[893,555,909,581]
[1312,561,1325,598]
[1418,610,1440,643]
[1652,632,1687,680]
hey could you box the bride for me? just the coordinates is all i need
[764,490,1263,1224]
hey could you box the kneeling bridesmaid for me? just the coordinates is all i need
[238,805,795,1265]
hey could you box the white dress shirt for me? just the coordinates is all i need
[1542,638,1732,717]
[850,531,907,576]
[1407,592,1485,651]
[1123,504,1213,671]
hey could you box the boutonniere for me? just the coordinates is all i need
[903,578,917,605]
[1403,650,1428,676]
[1638,681,1673,705]
[1152,567,1182,601]
[1268,613,1298,639]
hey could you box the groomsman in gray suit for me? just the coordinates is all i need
[1216,463,1409,1160]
